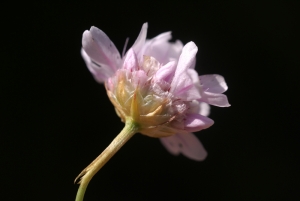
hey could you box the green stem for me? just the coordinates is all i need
[75,119,138,201]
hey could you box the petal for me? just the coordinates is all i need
[186,101,210,117]
[159,135,181,155]
[184,113,214,132]
[141,31,172,63]
[176,133,208,161]
[171,42,199,100]
[174,42,198,76]
[168,40,184,61]
[154,61,176,83]
[123,49,139,71]
[201,92,231,107]
[187,69,202,85]
[176,84,201,101]
[159,133,207,161]
[199,102,210,116]
[81,49,110,82]
[200,74,228,93]
[131,23,148,54]
[82,27,121,73]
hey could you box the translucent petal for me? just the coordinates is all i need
[160,133,207,161]
[159,135,181,155]
[141,32,172,64]
[83,27,121,73]
[184,113,214,132]
[199,102,210,116]
[200,74,228,93]
[132,23,148,54]
[201,92,231,107]
[81,49,110,82]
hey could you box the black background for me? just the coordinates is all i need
[2,1,299,201]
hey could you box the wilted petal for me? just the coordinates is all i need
[201,92,230,107]
[160,133,207,161]
[184,113,214,132]
[200,74,228,93]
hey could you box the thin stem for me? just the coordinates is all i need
[75,119,138,201]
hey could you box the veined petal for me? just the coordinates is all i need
[201,92,231,107]
[82,27,121,74]
[184,113,214,132]
[174,42,198,75]
[200,74,228,93]
[160,133,207,161]
[171,42,199,100]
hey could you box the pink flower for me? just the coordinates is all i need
[81,23,230,161]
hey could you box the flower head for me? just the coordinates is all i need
[81,23,230,161]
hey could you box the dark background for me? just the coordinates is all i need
[2,1,299,200]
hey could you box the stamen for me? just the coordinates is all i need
[122,37,129,58]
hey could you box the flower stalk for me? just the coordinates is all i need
[75,118,139,201]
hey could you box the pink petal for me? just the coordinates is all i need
[123,49,139,71]
[176,133,208,161]
[171,42,199,100]
[159,135,180,155]
[81,49,110,82]
[186,101,210,117]
[154,61,176,83]
[131,23,148,55]
[184,113,214,132]
[200,74,228,93]
[159,133,207,161]
[82,27,121,73]
[199,102,210,116]
[176,84,201,101]
[201,92,231,107]
[187,69,200,84]
[140,32,172,64]
[167,40,184,62]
